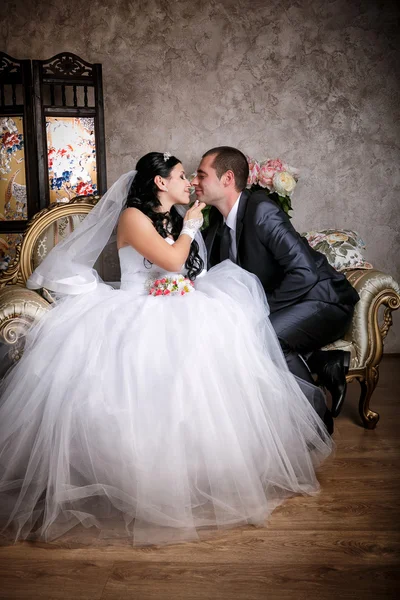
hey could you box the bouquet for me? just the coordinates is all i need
[147,275,194,296]
[247,157,299,217]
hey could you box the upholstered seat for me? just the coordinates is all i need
[0,198,399,428]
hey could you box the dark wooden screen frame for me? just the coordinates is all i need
[0,52,39,233]
[32,52,107,209]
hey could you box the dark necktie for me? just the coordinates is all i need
[219,222,231,262]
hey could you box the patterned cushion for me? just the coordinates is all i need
[302,229,373,272]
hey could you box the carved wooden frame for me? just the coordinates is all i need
[344,283,400,429]
[0,196,99,365]
[0,285,50,364]
[0,195,99,288]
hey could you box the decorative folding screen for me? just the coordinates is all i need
[0,53,39,268]
[0,51,106,272]
[33,52,107,207]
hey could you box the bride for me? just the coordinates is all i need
[0,152,333,546]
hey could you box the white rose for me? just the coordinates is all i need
[272,171,296,196]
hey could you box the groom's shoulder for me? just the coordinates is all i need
[246,188,279,207]
[244,189,283,221]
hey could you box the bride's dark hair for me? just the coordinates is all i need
[126,152,204,280]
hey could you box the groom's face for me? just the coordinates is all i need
[192,154,225,205]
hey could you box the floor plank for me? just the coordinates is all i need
[101,562,400,600]
[1,530,398,565]
[0,559,112,600]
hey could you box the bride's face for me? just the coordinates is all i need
[165,163,191,205]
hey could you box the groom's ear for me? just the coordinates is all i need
[222,170,235,187]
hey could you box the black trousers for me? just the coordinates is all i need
[269,300,354,387]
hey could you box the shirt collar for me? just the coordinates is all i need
[224,193,242,230]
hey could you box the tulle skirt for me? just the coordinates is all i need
[0,261,332,545]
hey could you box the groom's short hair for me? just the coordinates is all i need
[202,146,249,192]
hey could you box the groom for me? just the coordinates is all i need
[193,146,360,431]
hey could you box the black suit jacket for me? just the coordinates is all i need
[203,190,360,314]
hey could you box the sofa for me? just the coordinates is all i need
[0,197,399,428]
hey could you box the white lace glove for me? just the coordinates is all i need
[180,217,203,241]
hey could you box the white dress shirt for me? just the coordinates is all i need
[224,193,242,263]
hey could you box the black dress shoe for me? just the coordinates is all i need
[308,350,351,418]
[323,409,334,435]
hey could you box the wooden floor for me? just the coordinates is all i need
[0,356,399,600]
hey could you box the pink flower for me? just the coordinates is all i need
[258,159,285,189]
[246,156,260,186]
[258,165,274,189]
[265,159,284,171]
[149,275,194,297]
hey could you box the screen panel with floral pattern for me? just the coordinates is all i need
[46,117,97,203]
[0,116,27,221]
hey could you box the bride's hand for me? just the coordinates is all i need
[180,200,206,240]
[184,199,206,223]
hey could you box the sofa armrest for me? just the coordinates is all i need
[344,269,400,368]
[0,286,51,363]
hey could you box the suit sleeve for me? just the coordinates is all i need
[254,199,319,312]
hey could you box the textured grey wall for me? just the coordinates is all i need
[2,0,400,350]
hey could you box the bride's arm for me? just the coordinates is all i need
[117,205,204,272]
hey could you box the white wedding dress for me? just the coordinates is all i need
[0,240,333,545]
